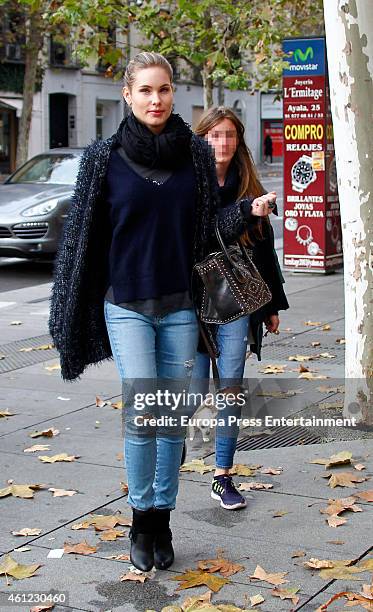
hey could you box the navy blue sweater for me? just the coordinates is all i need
[105,150,197,302]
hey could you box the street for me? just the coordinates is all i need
[0,165,283,293]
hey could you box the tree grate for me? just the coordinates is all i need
[0,334,58,374]
[236,425,321,451]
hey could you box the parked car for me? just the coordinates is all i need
[0,148,83,259]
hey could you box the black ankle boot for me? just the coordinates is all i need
[153,509,174,570]
[129,508,155,572]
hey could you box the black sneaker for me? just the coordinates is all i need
[211,475,247,510]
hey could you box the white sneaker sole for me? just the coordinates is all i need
[211,491,247,510]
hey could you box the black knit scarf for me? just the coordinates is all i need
[121,112,193,169]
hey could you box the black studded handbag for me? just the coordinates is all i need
[193,221,272,325]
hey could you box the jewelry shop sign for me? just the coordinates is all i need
[282,37,342,272]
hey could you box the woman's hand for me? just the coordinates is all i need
[264,314,280,336]
[251,192,277,217]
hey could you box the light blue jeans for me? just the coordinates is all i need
[191,315,249,469]
[104,301,199,510]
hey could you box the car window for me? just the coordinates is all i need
[8,154,81,185]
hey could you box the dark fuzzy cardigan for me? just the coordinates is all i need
[49,119,288,381]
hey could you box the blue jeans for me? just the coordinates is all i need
[104,301,199,510]
[191,315,249,469]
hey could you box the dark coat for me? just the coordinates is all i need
[49,119,288,381]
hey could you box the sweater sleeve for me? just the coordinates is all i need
[49,144,95,349]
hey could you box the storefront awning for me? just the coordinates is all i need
[0,97,23,118]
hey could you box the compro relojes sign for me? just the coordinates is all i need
[282,37,342,273]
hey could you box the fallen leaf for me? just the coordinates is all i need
[354,463,366,471]
[259,364,286,374]
[171,568,230,592]
[0,554,41,579]
[120,481,129,494]
[318,352,336,359]
[238,482,273,491]
[272,585,300,605]
[336,338,346,344]
[45,364,61,371]
[304,558,334,569]
[249,564,288,586]
[310,451,353,469]
[249,593,265,606]
[24,444,51,453]
[260,467,283,475]
[0,483,45,499]
[304,321,322,326]
[291,551,306,558]
[316,589,373,611]
[319,565,365,580]
[311,342,321,347]
[273,510,289,518]
[326,540,345,545]
[105,553,130,561]
[256,390,300,399]
[0,410,15,418]
[95,396,107,407]
[327,471,367,488]
[181,590,212,611]
[180,459,215,475]
[355,490,373,502]
[10,320,22,325]
[38,453,79,463]
[319,402,344,410]
[299,372,328,380]
[12,528,43,536]
[30,605,55,612]
[48,488,77,497]
[229,464,256,477]
[111,401,123,409]
[71,513,131,531]
[116,453,124,461]
[120,571,148,583]
[317,385,345,393]
[99,528,126,541]
[322,324,331,331]
[14,546,32,552]
[29,427,59,438]
[288,355,314,362]
[328,516,348,528]
[63,540,97,555]
[198,555,244,577]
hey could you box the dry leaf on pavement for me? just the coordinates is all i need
[304,320,322,326]
[24,444,51,453]
[327,516,348,528]
[171,568,230,592]
[120,482,129,494]
[322,324,331,331]
[320,496,362,526]
[238,482,273,491]
[198,554,244,577]
[12,528,43,536]
[0,410,15,418]
[310,451,353,468]
[316,587,373,611]
[249,593,265,606]
[0,483,45,499]
[355,490,373,502]
[105,553,130,561]
[71,513,131,531]
[291,551,306,558]
[319,401,344,410]
[256,390,301,398]
[45,364,61,372]
[354,463,366,471]
[120,571,148,583]
[99,528,126,541]
[30,605,55,612]
[260,467,283,475]
[298,372,328,380]
[38,453,79,463]
[249,564,288,586]
[327,471,368,488]
[29,427,59,438]
[271,585,300,605]
[317,385,345,393]
[273,510,289,518]
[181,590,212,611]
[180,459,215,475]
[229,464,257,477]
[304,558,334,569]
[259,364,286,374]
[0,554,41,579]
[288,355,315,362]
[63,540,97,555]
[48,488,77,497]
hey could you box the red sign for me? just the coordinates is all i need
[282,38,342,272]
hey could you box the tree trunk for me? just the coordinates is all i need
[16,9,43,168]
[202,69,214,109]
[323,0,373,426]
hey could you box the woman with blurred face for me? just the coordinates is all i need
[50,56,274,573]
[193,107,289,511]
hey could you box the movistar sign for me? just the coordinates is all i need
[283,38,325,76]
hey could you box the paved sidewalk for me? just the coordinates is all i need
[0,270,372,611]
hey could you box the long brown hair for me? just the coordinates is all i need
[195,106,268,244]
